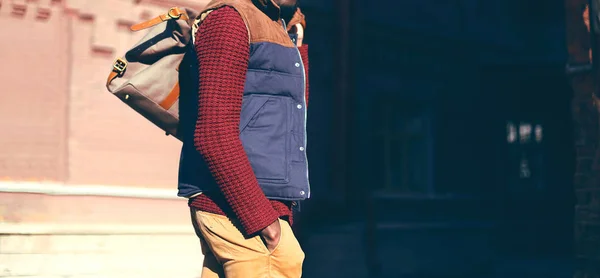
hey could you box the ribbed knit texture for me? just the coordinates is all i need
[189,192,295,226]
[299,44,309,106]
[188,7,310,236]
[190,7,279,236]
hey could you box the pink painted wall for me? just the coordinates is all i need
[0,0,208,188]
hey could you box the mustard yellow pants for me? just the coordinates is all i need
[190,208,305,278]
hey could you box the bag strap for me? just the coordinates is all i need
[130,7,189,32]
[106,57,180,110]
[107,7,188,87]
[106,7,188,89]
[106,58,127,87]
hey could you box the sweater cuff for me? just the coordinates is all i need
[238,199,280,236]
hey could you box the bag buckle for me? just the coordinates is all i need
[167,7,182,19]
[113,58,128,76]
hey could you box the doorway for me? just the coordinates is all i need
[481,64,575,259]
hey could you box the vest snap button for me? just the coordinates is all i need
[299,147,305,151]
[300,191,305,195]
[295,63,300,67]
[297,104,302,109]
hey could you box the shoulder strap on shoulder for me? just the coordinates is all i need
[130,7,190,32]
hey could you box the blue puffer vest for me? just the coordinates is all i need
[177,0,310,201]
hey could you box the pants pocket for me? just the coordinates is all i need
[255,218,287,255]
[193,211,304,277]
[268,219,305,278]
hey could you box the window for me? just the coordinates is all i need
[506,121,544,184]
[507,122,543,144]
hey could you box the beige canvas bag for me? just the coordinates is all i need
[105,7,200,141]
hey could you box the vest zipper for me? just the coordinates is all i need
[282,19,310,198]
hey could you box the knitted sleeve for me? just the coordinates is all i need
[298,45,309,106]
[193,6,279,236]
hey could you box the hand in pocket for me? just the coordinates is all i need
[260,219,281,253]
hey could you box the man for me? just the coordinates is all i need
[176,0,310,277]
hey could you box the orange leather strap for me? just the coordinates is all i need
[130,7,189,32]
[159,82,180,110]
[106,58,128,87]
[106,71,119,87]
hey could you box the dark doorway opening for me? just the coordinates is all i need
[481,64,576,261]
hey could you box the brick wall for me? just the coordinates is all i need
[0,1,70,181]
[0,0,209,187]
[566,0,600,277]
[572,78,600,278]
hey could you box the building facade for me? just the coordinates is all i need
[566,0,600,276]
[0,1,210,277]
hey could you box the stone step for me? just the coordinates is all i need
[0,233,203,277]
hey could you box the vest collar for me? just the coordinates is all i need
[252,0,281,21]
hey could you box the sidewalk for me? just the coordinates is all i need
[300,222,573,278]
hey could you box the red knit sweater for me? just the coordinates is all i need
[188,7,309,236]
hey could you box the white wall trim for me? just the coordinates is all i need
[0,181,180,200]
[0,223,194,235]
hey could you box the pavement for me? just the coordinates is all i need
[300,222,573,278]
[0,221,574,278]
